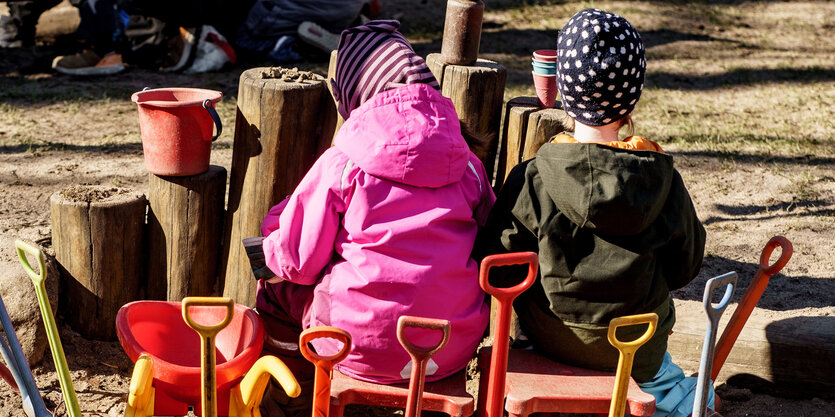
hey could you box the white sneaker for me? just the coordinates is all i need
[297,21,340,53]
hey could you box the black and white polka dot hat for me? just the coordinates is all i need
[556,9,645,126]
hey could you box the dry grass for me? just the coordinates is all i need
[385,0,835,157]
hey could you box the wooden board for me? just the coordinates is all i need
[669,299,835,399]
[146,165,226,301]
[219,67,337,307]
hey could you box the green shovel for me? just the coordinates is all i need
[16,239,81,417]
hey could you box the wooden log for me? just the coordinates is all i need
[426,53,507,187]
[327,49,345,141]
[495,97,567,191]
[669,299,835,399]
[219,67,337,307]
[50,186,145,340]
[146,165,226,301]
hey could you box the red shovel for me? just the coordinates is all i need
[477,252,539,417]
[397,315,451,417]
[711,236,793,381]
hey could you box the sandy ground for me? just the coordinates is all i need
[0,0,833,416]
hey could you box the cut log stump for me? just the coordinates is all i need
[495,97,567,190]
[426,53,507,187]
[50,186,145,340]
[146,165,226,301]
[219,67,337,307]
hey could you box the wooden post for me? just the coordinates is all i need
[219,67,337,307]
[146,165,226,301]
[425,53,507,187]
[327,50,345,141]
[50,186,145,340]
[495,97,567,191]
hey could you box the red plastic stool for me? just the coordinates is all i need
[476,348,655,417]
[328,368,474,417]
[327,315,474,417]
[476,252,655,417]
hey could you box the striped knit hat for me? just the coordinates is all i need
[331,20,440,119]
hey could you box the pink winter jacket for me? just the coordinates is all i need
[261,83,495,383]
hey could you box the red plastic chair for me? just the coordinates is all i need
[476,252,656,417]
[327,316,474,417]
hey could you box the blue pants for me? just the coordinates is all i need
[638,353,715,417]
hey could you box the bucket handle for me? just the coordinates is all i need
[203,99,222,141]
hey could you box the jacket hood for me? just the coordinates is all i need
[333,83,470,188]
[535,143,674,235]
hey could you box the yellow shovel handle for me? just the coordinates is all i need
[607,312,658,417]
[182,297,235,337]
[182,297,234,417]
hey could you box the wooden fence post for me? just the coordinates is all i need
[219,67,337,307]
[50,186,145,340]
[425,53,506,187]
[146,165,226,301]
[495,97,567,190]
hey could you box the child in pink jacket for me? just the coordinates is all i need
[256,20,494,398]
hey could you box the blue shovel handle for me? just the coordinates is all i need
[693,271,737,417]
[203,99,222,141]
[0,292,51,417]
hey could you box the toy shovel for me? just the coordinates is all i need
[711,236,792,381]
[477,252,539,417]
[16,239,81,417]
[0,289,51,417]
[299,326,352,417]
[396,315,451,417]
[182,296,234,417]
[607,312,658,417]
[693,272,737,417]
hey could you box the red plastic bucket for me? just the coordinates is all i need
[131,87,223,176]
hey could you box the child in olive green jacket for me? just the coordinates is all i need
[475,8,711,417]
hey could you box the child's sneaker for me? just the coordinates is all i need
[52,51,125,76]
[297,21,340,53]
[162,26,199,72]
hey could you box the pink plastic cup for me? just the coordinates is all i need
[532,71,557,108]
[532,49,558,62]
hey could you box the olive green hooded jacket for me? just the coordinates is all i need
[475,141,705,382]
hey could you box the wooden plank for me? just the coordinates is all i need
[669,299,835,398]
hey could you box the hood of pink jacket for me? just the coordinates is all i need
[334,83,470,188]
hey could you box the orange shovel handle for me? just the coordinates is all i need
[397,316,451,417]
[299,326,352,417]
[711,236,792,381]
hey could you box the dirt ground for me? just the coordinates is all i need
[1,0,834,416]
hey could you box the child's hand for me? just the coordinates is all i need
[264,276,285,284]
